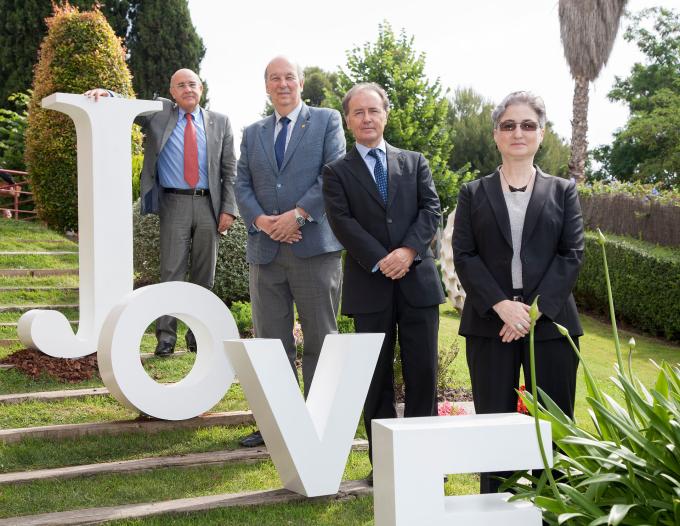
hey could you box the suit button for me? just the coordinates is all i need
[276,183,282,188]
[387,218,393,224]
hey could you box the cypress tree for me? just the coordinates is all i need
[0,0,130,108]
[126,0,208,102]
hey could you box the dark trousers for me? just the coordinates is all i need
[354,285,439,463]
[466,334,579,494]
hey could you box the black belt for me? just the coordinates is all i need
[163,188,209,196]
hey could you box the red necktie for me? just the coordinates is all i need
[184,113,199,188]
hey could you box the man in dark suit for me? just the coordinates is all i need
[234,56,345,447]
[322,83,445,477]
[85,69,237,357]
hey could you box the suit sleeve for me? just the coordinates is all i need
[234,129,266,232]
[452,183,507,317]
[323,164,389,272]
[534,181,584,320]
[219,115,238,216]
[399,154,442,257]
[297,110,346,220]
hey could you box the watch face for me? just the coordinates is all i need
[296,216,306,226]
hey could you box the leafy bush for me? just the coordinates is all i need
[230,301,252,337]
[132,201,250,305]
[510,230,680,525]
[0,92,29,170]
[575,232,680,340]
[24,4,141,232]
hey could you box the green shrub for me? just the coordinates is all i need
[575,232,680,340]
[510,231,680,525]
[132,201,249,305]
[337,314,355,334]
[24,4,141,232]
[0,92,29,171]
[229,301,252,337]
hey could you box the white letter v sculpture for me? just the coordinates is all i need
[225,333,383,497]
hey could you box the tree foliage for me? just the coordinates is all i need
[0,0,130,109]
[325,22,469,213]
[0,92,30,171]
[24,4,139,231]
[126,0,207,102]
[592,8,680,188]
[447,88,571,178]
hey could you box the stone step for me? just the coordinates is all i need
[0,410,254,444]
[0,304,79,313]
[0,286,78,291]
[0,251,78,256]
[0,440,369,485]
[0,387,110,405]
[0,269,78,277]
[0,321,78,327]
[0,479,371,526]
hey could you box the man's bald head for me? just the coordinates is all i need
[169,69,203,113]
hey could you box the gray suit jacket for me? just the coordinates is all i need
[135,97,237,219]
[235,104,345,264]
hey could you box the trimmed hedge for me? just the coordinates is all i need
[25,5,141,232]
[575,231,680,341]
[132,202,249,305]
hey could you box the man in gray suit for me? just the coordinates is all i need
[86,69,237,357]
[235,56,345,447]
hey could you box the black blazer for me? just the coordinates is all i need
[453,168,584,340]
[323,144,445,315]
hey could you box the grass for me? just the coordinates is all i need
[0,240,77,252]
[0,220,71,241]
[0,307,79,323]
[0,274,79,287]
[0,253,78,269]
[0,287,78,305]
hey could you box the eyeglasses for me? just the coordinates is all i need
[497,120,540,132]
[174,82,200,90]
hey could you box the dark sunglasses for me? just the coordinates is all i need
[497,120,540,132]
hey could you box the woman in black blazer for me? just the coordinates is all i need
[452,91,585,494]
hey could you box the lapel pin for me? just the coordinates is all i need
[301,124,306,128]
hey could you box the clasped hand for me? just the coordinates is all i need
[493,299,538,343]
[378,247,417,280]
[255,211,301,243]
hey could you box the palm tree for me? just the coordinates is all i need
[559,0,627,183]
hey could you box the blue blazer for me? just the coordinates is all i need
[235,104,345,264]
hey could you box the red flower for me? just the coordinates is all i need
[517,385,529,414]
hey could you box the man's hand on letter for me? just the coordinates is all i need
[378,247,416,280]
[218,213,234,234]
[83,88,110,101]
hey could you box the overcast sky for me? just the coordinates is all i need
[188,0,674,152]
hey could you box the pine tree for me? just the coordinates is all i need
[126,0,207,102]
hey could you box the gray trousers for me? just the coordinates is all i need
[249,245,342,398]
[156,191,218,346]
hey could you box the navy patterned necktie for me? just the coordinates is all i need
[274,116,290,169]
[368,148,388,203]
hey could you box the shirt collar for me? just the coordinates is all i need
[274,101,303,126]
[178,106,202,122]
[356,139,386,160]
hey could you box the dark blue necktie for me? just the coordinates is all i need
[274,116,290,169]
[368,148,388,203]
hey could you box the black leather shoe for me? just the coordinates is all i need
[239,430,264,448]
[185,332,197,353]
[154,341,175,357]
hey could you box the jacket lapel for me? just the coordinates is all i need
[384,143,402,210]
[160,105,179,151]
[481,171,513,248]
[258,114,278,174]
[203,108,213,172]
[280,104,310,172]
[345,146,385,208]
[521,167,550,248]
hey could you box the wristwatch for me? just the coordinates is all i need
[294,208,306,227]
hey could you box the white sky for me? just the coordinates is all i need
[188,0,674,152]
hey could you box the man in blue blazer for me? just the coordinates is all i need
[235,56,345,447]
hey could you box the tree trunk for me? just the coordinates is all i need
[568,75,589,183]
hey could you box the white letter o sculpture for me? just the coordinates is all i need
[98,282,237,420]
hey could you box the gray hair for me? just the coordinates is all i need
[342,83,390,116]
[491,91,547,128]
[264,57,305,82]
